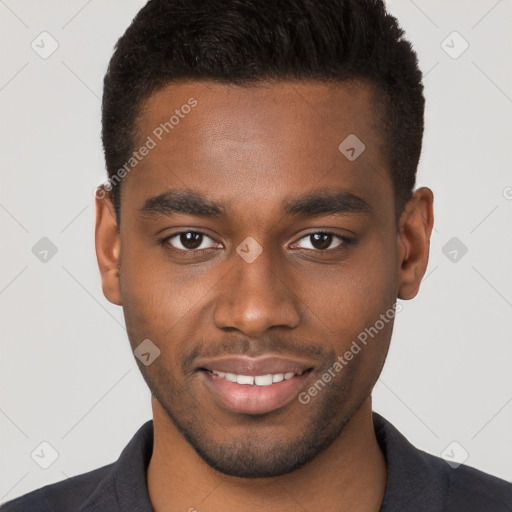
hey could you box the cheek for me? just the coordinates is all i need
[305,234,398,381]
[309,234,398,332]
[118,238,172,347]
[118,240,221,349]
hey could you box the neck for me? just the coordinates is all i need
[147,396,386,512]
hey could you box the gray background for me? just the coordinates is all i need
[1,0,511,503]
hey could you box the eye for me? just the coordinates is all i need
[164,231,220,251]
[293,232,351,251]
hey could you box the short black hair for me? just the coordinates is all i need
[101,0,424,221]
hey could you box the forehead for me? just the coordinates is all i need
[125,80,393,220]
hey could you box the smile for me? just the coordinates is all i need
[206,369,303,386]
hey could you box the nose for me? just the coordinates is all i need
[213,247,301,337]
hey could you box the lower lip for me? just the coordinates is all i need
[200,370,311,415]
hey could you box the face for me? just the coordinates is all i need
[96,80,432,478]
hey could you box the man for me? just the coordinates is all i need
[2,0,511,511]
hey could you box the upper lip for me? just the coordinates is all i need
[195,355,314,376]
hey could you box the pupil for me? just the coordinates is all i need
[311,233,332,250]
[181,232,202,249]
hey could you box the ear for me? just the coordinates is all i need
[95,187,122,306]
[397,187,434,300]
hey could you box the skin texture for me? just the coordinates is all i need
[95,80,434,512]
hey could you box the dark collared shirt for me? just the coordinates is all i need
[2,412,511,511]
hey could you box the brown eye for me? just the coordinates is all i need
[166,231,218,251]
[180,232,202,249]
[310,233,333,250]
[295,232,344,251]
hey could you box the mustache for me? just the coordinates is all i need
[181,335,329,373]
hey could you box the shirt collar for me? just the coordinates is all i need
[373,411,448,512]
[79,412,448,511]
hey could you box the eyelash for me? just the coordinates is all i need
[160,230,355,254]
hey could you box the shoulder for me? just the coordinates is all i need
[441,459,512,511]
[1,420,154,512]
[372,411,512,511]
[0,464,114,512]
[407,443,512,511]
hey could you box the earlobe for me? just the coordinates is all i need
[397,187,434,300]
[95,188,122,306]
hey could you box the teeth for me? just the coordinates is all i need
[254,374,273,386]
[210,370,301,386]
[237,374,254,385]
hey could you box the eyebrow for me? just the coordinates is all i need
[139,187,372,219]
[282,188,372,217]
[140,189,226,218]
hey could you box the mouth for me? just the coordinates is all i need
[195,355,315,415]
[203,368,307,386]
